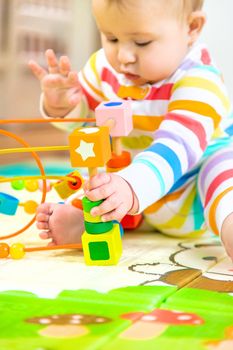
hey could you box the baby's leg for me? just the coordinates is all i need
[36,203,84,245]
[198,145,233,259]
[143,179,205,238]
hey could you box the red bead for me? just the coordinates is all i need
[68,175,82,190]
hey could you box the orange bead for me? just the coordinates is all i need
[0,243,10,258]
[71,198,83,210]
[24,200,38,214]
[10,243,25,259]
[25,180,39,192]
[107,151,131,168]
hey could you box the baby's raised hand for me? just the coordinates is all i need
[84,173,139,222]
[29,49,82,117]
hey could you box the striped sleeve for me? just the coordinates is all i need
[118,67,231,212]
[78,49,106,111]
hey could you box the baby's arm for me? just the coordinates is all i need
[29,49,82,118]
[84,173,139,222]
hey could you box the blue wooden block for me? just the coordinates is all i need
[0,192,19,215]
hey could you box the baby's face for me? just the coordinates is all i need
[93,0,192,85]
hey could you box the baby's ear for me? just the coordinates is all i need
[188,11,206,46]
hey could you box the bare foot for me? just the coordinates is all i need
[221,212,233,261]
[36,203,84,245]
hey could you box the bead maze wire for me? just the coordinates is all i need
[0,118,94,255]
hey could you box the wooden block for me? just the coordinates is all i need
[54,181,75,199]
[82,223,122,265]
[0,192,19,215]
[121,214,143,230]
[82,196,103,213]
[53,171,84,200]
[95,101,133,137]
[83,210,102,223]
[69,126,111,167]
[84,221,113,234]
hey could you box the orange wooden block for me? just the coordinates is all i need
[69,127,111,167]
[121,214,143,230]
[107,151,131,168]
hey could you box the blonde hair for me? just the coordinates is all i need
[106,0,204,14]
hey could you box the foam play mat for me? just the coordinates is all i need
[0,161,233,350]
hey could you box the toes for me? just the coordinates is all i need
[36,203,54,215]
[36,212,50,222]
[36,221,50,230]
[39,231,52,240]
[48,240,57,247]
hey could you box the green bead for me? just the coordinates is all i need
[89,241,110,260]
[11,180,25,190]
[84,221,113,234]
[82,196,103,213]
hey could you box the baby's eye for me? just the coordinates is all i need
[135,41,152,47]
[107,37,118,43]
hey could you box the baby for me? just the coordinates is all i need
[29,0,233,260]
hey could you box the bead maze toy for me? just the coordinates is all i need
[0,100,142,265]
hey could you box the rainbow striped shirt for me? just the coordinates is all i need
[61,43,233,212]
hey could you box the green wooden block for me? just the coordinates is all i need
[84,220,113,234]
[83,210,102,223]
[82,196,103,213]
[89,241,110,260]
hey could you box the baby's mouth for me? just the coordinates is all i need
[123,72,141,81]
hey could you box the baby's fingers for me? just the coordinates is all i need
[68,71,80,87]
[101,204,127,222]
[91,193,120,217]
[28,60,47,81]
[84,173,111,192]
[45,49,59,74]
[59,55,71,76]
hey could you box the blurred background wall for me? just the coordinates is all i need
[202,0,233,101]
[0,0,99,120]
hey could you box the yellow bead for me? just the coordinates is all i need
[10,243,25,259]
[24,200,38,214]
[25,180,39,192]
[0,243,10,258]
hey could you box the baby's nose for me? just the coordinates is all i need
[117,47,136,65]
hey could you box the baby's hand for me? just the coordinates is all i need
[84,173,139,222]
[29,49,82,117]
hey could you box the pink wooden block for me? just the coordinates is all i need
[95,101,133,137]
